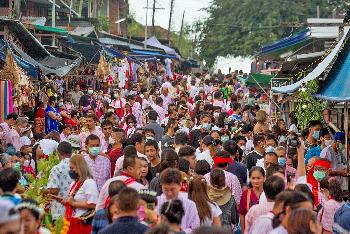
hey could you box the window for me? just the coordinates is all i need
[0,0,9,8]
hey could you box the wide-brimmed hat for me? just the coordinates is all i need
[64,134,80,148]
[207,185,231,206]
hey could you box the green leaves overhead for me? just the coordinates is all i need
[198,0,347,67]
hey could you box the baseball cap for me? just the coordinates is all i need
[0,198,19,225]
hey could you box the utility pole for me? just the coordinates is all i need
[152,0,156,36]
[178,10,185,51]
[168,0,175,46]
[144,0,149,48]
[52,0,56,46]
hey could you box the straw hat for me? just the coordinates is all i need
[207,185,231,206]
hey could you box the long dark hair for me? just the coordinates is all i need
[188,176,214,223]
[160,148,179,172]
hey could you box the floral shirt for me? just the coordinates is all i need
[47,158,72,219]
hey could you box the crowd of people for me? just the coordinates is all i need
[0,70,349,234]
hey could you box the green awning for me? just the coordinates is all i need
[34,25,68,34]
[246,73,273,87]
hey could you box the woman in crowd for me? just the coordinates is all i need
[194,160,211,176]
[52,154,98,234]
[17,199,51,234]
[318,178,344,233]
[45,96,61,134]
[238,166,265,233]
[139,157,150,187]
[188,176,222,226]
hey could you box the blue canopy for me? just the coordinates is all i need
[315,32,350,101]
[272,27,350,94]
[130,49,177,58]
[259,30,311,55]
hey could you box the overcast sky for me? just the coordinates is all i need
[129,0,210,32]
[129,0,252,73]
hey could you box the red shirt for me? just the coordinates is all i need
[107,147,123,177]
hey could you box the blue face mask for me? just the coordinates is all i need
[278,157,286,166]
[313,130,320,140]
[265,146,275,153]
[89,147,101,157]
[202,123,211,131]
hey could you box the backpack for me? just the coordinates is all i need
[218,196,239,229]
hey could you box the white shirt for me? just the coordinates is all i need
[202,202,222,226]
[196,149,214,167]
[72,179,98,217]
[269,225,288,234]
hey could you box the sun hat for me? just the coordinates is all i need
[64,134,81,149]
[207,185,231,206]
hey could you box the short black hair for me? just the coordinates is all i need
[253,133,266,146]
[101,120,113,128]
[147,110,158,121]
[178,145,196,158]
[223,140,239,155]
[123,145,138,158]
[57,141,72,156]
[160,199,185,225]
[108,180,126,197]
[263,175,285,200]
[144,128,155,136]
[122,155,138,170]
[195,160,211,176]
[6,113,18,120]
[145,139,159,151]
[174,132,188,145]
[128,133,145,146]
[156,97,163,105]
[308,120,322,128]
[0,168,20,192]
[85,134,100,145]
[104,111,115,119]
[231,102,241,111]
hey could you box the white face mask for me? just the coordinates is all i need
[109,136,115,145]
[213,112,220,118]
[23,160,30,167]
[324,139,334,147]
[240,145,246,151]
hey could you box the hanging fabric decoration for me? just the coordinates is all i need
[0,50,21,87]
[0,80,13,122]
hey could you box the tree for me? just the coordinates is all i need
[198,0,347,67]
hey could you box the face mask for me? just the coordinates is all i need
[338,143,345,151]
[114,93,118,98]
[23,160,30,167]
[265,146,275,153]
[89,147,101,156]
[146,136,155,141]
[128,123,134,128]
[214,139,222,146]
[278,157,286,166]
[69,170,79,180]
[207,96,213,101]
[202,123,211,131]
[58,102,64,107]
[14,162,20,170]
[88,90,93,95]
[221,135,230,143]
[313,130,320,140]
[324,140,334,147]
[109,136,115,145]
[313,170,326,181]
[240,145,246,151]
[213,112,220,118]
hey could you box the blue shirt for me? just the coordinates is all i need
[304,145,321,164]
[45,105,59,134]
[99,216,149,234]
[2,193,21,205]
[91,209,109,234]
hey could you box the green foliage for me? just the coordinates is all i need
[98,16,110,32]
[198,0,347,67]
[295,80,326,130]
[24,152,60,228]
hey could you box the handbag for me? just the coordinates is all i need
[79,209,96,225]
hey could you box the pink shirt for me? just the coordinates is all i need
[154,105,166,123]
[245,201,275,234]
[84,155,111,192]
[132,102,142,127]
[204,170,242,205]
[318,199,344,232]
[0,122,11,143]
[96,175,146,210]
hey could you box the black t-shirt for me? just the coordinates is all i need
[149,163,160,181]
[226,161,248,187]
[79,94,96,113]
